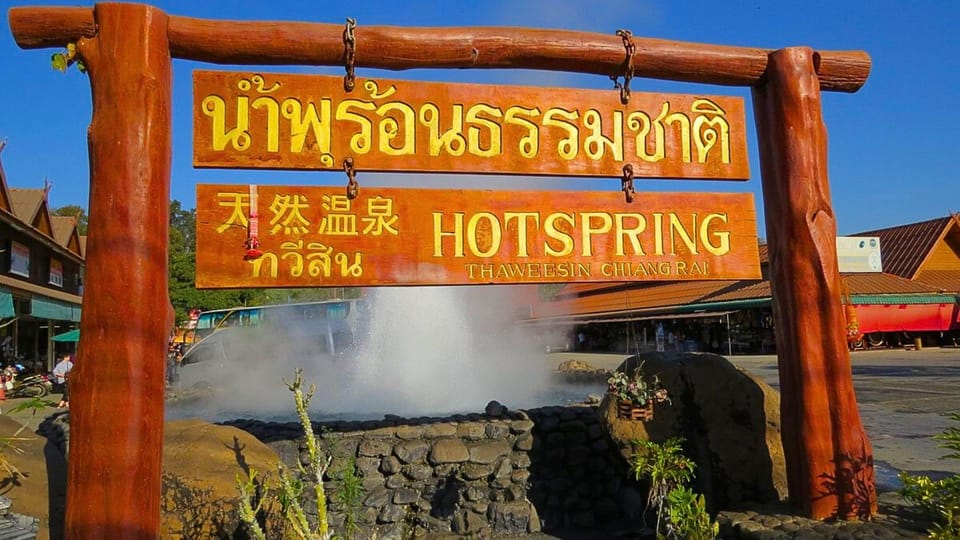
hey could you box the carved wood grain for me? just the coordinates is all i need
[9,6,871,92]
[753,47,877,520]
[66,4,171,538]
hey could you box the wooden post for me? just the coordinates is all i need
[752,47,877,520]
[68,3,171,538]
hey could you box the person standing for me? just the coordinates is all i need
[52,353,73,408]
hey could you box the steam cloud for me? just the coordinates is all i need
[168,286,592,422]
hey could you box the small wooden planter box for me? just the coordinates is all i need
[616,399,654,421]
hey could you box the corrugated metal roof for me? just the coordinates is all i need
[853,217,952,279]
[842,272,940,294]
[915,270,960,293]
[532,280,733,319]
[529,271,950,321]
[700,279,770,302]
[555,282,627,298]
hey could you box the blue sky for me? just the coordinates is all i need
[1,0,957,236]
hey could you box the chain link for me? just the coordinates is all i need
[621,164,636,203]
[609,29,636,105]
[343,157,359,199]
[343,17,357,92]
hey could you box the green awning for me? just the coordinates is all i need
[31,297,81,321]
[52,329,80,342]
[851,294,959,305]
[0,289,14,318]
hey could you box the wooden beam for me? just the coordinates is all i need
[752,47,877,520]
[9,5,871,92]
[67,3,171,537]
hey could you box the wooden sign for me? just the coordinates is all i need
[196,184,760,288]
[194,71,750,180]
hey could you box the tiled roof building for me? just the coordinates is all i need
[0,141,85,369]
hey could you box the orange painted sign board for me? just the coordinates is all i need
[196,184,760,288]
[193,71,750,180]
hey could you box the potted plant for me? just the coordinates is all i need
[607,366,670,421]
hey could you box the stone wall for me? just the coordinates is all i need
[226,402,638,538]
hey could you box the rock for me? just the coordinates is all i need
[468,441,510,464]
[161,419,286,539]
[488,501,535,534]
[452,509,487,534]
[484,400,508,417]
[462,463,495,481]
[359,439,393,457]
[364,485,391,507]
[509,419,534,434]
[429,439,469,464]
[394,425,425,440]
[558,359,596,372]
[484,422,510,440]
[394,439,430,464]
[378,503,406,523]
[380,455,401,475]
[600,352,788,510]
[393,487,419,505]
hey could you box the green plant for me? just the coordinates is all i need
[50,43,86,73]
[899,412,960,538]
[629,437,717,539]
[238,369,333,539]
[608,367,669,405]
[664,487,719,540]
[0,398,54,478]
[334,458,365,539]
[236,468,267,540]
[629,438,694,535]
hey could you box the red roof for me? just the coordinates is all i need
[854,217,952,279]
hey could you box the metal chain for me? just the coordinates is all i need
[621,164,636,203]
[343,157,359,199]
[343,17,357,92]
[609,29,636,105]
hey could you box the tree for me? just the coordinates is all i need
[53,204,88,234]
[165,200,362,323]
[167,200,268,323]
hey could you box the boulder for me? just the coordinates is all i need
[600,352,787,509]
[0,414,66,540]
[161,418,287,539]
[557,360,610,384]
[557,359,596,372]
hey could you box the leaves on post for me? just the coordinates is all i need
[50,43,86,75]
[50,53,67,72]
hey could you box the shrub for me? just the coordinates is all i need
[629,437,717,539]
[900,412,960,538]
